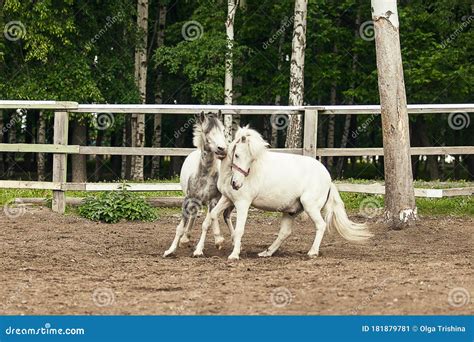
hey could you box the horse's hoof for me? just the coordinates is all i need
[228,254,240,261]
[307,252,320,258]
[163,250,175,258]
[214,236,225,250]
[258,250,272,258]
[179,236,191,247]
[193,251,205,258]
[179,240,190,248]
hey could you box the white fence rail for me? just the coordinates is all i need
[0,101,472,213]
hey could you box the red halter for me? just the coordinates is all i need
[231,142,250,177]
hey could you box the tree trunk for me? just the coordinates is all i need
[285,0,307,148]
[6,110,18,177]
[71,119,87,182]
[416,117,439,179]
[23,110,34,169]
[121,120,131,179]
[232,75,242,131]
[270,22,287,147]
[327,58,337,171]
[336,114,352,178]
[131,0,149,181]
[336,10,360,178]
[224,0,238,142]
[465,155,474,180]
[94,128,104,181]
[37,110,46,181]
[151,3,167,179]
[372,0,417,228]
[0,110,4,176]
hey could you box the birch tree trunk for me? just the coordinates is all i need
[0,110,4,176]
[151,3,167,179]
[37,110,46,181]
[371,0,417,228]
[121,121,129,179]
[232,75,242,131]
[6,111,17,177]
[285,0,307,148]
[131,0,149,181]
[224,0,238,142]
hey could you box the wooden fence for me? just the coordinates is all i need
[0,101,473,213]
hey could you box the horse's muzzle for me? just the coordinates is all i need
[231,180,241,191]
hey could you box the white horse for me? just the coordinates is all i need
[201,126,372,260]
[163,111,234,257]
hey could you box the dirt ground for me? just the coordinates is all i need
[0,207,472,315]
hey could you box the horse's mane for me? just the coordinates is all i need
[192,123,204,150]
[234,125,269,159]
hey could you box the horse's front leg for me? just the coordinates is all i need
[228,201,251,260]
[223,206,235,243]
[193,206,213,257]
[210,196,234,246]
[192,196,230,256]
[164,215,195,257]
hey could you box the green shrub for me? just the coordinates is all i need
[78,189,158,223]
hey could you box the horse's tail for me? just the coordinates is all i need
[323,183,373,241]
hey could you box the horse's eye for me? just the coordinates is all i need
[235,154,239,159]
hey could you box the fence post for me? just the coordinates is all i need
[303,109,318,158]
[52,111,69,214]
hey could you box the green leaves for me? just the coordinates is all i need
[78,189,158,224]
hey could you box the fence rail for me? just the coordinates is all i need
[0,101,473,213]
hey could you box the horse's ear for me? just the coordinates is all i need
[217,110,222,119]
[197,111,205,123]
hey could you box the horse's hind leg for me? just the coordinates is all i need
[300,194,327,257]
[179,216,195,247]
[258,213,294,257]
[223,205,235,243]
[163,216,195,257]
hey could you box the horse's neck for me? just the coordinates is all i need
[198,148,217,175]
[218,154,233,179]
